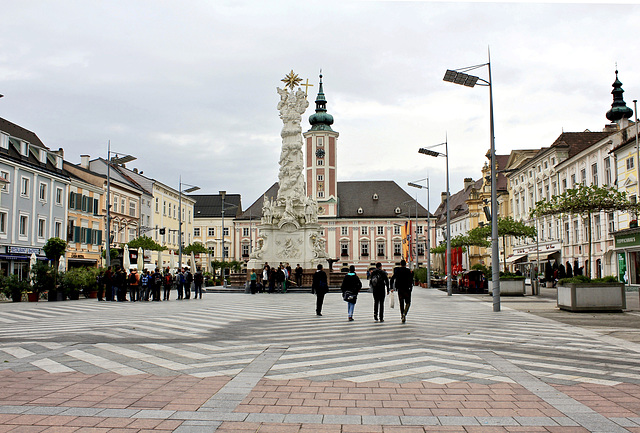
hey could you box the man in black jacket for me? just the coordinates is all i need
[390,259,413,323]
[311,264,328,316]
[370,262,390,322]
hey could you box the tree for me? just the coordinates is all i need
[127,235,166,251]
[183,242,208,255]
[531,184,636,278]
[43,237,67,270]
[469,217,537,271]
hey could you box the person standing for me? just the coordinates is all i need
[128,268,140,302]
[152,268,163,301]
[140,270,150,301]
[311,264,328,316]
[250,269,257,294]
[96,269,105,301]
[194,268,204,299]
[176,268,185,300]
[262,264,269,293]
[370,262,390,322]
[104,266,113,301]
[163,270,173,301]
[185,267,193,299]
[295,264,303,287]
[341,265,362,321]
[390,259,413,323]
[268,265,276,293]
[276,265,285,293]
[116,265,127,302]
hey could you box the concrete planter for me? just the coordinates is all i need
[488,279,525,296]
[557,283,626,312]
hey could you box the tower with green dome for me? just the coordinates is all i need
[304,73,339,218]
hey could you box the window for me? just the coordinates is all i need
[393,225,401,235]
[545,184,550,200]
[573,219,580,243]
[570,174,576,188]
[628,157,635,170]
[565,222,570,242]
[223,246,229,258]
[341,226,348,236]
[377,242,385,256]
[608,212,615,233]
[113,195,118,213]
[121,198,125,214]
[0,133,8,149]
[361,226,368,235]
[393,241,402,255]
[317,137,323,146]
[417,242,425,256]
[55,187,62,205]
[155,198,159,212]
[129,228,136,242]
[580,168,586,184]
[341,242,349,256]
[540,224,544,240]
[317,159,324,166]
[0,211,6,235]
[543,161,548,169]
[194,227,200,237]
[317,175,324,181]
[37,183,46,201]
[129,200,136,217]
[562,178,567,192]
[19,215,28,237]
[242,244,250,257]
[55,221,61,238]
[173,204,176,218]
[548,222,553,240]
[416,225,423,235]
[0,171,8,192]
[208,246,215,256]
[592,163,598,186]
[377,226,384,235]
[208,227,215,237]
[594,215,601,240]
[223,227,229,236]
[38,218,46,239]
[318,191,324,198]
[163,200,166,215]
[20,177,29,197]
[605,158,611,186]
[243,227,249,236]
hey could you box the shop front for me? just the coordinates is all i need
[0,246,48,280]
[613,228,640,285]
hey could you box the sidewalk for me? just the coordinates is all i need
[0,287,639,432]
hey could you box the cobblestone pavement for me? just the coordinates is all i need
[0,287,639,432]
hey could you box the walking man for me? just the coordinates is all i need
[390,259,413,323]
[185,267,193,299]
[194,268,204,299]
[370,262,390,322]
[311,264,328,316]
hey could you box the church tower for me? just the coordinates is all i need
[303,73,339,218]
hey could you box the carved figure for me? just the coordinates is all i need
[262,196,273,224]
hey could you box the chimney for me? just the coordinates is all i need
[80,155,90,169]
[441,192,447,204]
[464,178,474,189]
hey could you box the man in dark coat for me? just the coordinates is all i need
[369,262,390,322]
[311,264,329,316]
[390,259,413,323]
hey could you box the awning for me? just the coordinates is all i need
[505,253,527,264]
[0,254,48,261]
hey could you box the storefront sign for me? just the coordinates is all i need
[7,246,41,255]
[615,233,640,248]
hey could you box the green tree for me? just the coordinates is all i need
[183,242,208,255]
[43,237,67,269]
[532,184,636,278]
[101,248,120,261]
[468,217,536,271]
[127,235,166,251]
[30,261,56,294]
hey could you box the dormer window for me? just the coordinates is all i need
[357,207,363,214]
[20,141,29,156]
[395,207,401,214]
[39,149,47,164]
[372,193,379,200]
[0,133,8,149]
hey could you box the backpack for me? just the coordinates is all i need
[128,273,137,285]
[154,273,162,286]
[369,270,384,290]
[141,275,149,286]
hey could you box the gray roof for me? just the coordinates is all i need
[238,181,428,220]
[190,194,243,218]
[432,179,483,225]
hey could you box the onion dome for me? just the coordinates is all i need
[309,73,334,131]
[606,70,633,122]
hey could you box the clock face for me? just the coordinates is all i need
[315,148,325,158]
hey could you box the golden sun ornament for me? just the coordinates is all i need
[281,70,303,90]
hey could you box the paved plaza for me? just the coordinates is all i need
[0,287,640,432]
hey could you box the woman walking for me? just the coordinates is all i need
[341,265,362,321]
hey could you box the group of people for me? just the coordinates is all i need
[96,265,204,302]
[312,259,414,323]
[248,263,304,294]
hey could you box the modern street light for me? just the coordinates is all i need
[419,141,451,296]
[105,140,136,268]
[408,178,431,289]
[443,49,500,311]
[178,176,200,272]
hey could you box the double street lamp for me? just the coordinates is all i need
[408,178,431,289]
[178,177,200,271]
[105,140,136,268]
[419,141,451,296]
[443,49,500,311]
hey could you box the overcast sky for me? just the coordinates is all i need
[2,1,639,211]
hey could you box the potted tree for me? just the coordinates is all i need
[42,237,67,301]
[30,261,56,301]
[532,184,633,312]
[2,275,30,302]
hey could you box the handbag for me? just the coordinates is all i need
[343,291,357,303]
[389,290,395,309]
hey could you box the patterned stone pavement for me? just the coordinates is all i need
[0,287,639,432]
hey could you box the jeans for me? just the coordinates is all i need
[373,292,385,320]
[347,302,355,317]
[177,283,184,300]
[316,292,326,314]
[194,283,202,298]
[398,289,412,316]
[163,284,171,300]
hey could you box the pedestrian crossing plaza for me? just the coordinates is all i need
[1,288,639,387]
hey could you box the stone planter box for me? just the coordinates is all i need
[488,279,525,296]
[557,283,626,312]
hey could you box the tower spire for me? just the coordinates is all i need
[309,71,334,131]
[606,69,634,122]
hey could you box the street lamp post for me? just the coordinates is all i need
[419,141,451,296]
[220,191,226,286]
[178,176,200,272]
[105,141,136,268]
[443,49,499,311]
[408,178,431,288]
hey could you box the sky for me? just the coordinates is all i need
[1,1,640,212]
